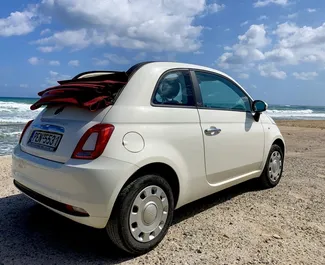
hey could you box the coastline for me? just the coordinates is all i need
[1,119,325,157]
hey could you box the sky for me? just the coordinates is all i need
[0,0,324,106]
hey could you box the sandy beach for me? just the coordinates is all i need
[0,120,324,265]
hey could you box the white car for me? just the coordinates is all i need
[12,61,285,255]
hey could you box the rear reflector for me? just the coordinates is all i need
[65,205,88,216]
[19,120,34,144]
[72,124,114,160]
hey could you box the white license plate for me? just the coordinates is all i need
[28,131,62,152]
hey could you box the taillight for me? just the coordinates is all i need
[72,124,115,160]
[19,120,34,144]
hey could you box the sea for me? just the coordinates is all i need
[0,97,325,156]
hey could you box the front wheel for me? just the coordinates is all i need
[258,144,284,189]
[106,174,174,255]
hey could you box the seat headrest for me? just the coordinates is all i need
[158,78,181,100]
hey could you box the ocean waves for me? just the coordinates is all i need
[266,109,325,119]
[0,99,41,155]
[0,100,42,125]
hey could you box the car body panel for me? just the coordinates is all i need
[259,113,286,168]
[12,145,139,228]
[101,106,206,208]
[197,109,265,184]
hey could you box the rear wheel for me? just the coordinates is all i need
[259,144,284,189]
[106,174,174,255]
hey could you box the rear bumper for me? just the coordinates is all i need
[11,146,139,228]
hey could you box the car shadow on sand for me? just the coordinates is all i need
[0,179,262,264]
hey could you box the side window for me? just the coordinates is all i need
[195,71,251,112]
[152,71,195,107]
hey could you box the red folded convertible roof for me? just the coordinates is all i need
[30,61,155,111]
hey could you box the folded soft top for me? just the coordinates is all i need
[30,62,156,112]
[30,74,127,112]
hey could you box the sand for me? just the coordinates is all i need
[0,120,324,265]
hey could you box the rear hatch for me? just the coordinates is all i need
[20,105,113,163]
[19,63,153,163]
[19,69,134,163]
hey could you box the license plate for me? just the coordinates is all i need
[28,130,62,152]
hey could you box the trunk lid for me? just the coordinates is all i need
[20,105,112,163]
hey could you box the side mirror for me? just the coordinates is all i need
[252,100,268,122]
[253,100,268,112]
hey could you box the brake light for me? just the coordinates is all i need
[19,120,34,144]
[72,124,115,160]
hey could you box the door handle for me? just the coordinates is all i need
[204,126,221,136]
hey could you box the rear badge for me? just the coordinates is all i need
[54,106,65,115]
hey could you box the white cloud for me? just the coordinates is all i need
[33,0,214,53]
[238,25,270,48]
[46,71,71,86]
[206,3,225,14]
[254,0,289,8]
[240,21,249,27]
[224,28,230,32]
[19,84,29,88]
[40,28,51,35]
[293,72,318,80]
[258,15,268,20]
[238,73,249,79]
[104,54,130,65]
[2,1,226,53]
[307,8,316,13]
[34,29,91,51]
[37,46,60,53]
[218,21,325,79]
[194,50,204,55]
[272,22,297,38]
[68,60,79,67]
[49,70,58,77]
[271,22,325,65]
[0,6,39,37]
[264,48,297,64]
[217,24,270,69]
[258,63,287,79]
[287,13,298,19]
[92,58,110,66]
[49,60,60,66]
[28,57,43,65]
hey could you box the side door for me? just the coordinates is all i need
[149,69,207,203]
[192,70,265,185]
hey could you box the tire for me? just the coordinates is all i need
[258,144,284,189]
[106,174,174,255]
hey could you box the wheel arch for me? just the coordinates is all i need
[120,162,180,207]
[273,138,285,156]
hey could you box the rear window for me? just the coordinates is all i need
[152,70,195,107]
